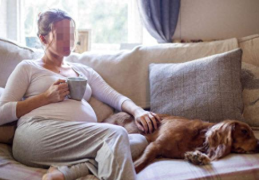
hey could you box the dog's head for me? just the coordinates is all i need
[205,120,259,160]
[231,121,259,153]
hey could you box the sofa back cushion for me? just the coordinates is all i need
[239,34,259,67]
[66,38,239,108]
[0,38,43,88]
[241,62,259,127]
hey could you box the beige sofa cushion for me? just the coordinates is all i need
[88,97,114,122]
[241,62,259,127]
[0,38,43,88]
[239,34,259,67]
[66,38,239,108]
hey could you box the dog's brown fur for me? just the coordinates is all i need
[103,112,259,173]
[104,112,141,134]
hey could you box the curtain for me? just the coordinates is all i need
[138,0,180,43]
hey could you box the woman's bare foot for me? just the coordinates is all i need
[42,166,65,180]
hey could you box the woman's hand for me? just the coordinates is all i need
[133,108,162,134]
[44,79,69,103]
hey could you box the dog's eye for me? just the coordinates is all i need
[241,129,248,135]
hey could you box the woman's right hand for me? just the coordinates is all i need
[44,79,69,103]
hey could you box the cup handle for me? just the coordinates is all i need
[65,79,71,99]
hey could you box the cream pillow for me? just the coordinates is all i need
[0,38,43,88]
[239,34,259,67]
[88,97,115,122]
[241,62,259,127]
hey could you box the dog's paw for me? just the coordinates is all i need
[184,150,210,165]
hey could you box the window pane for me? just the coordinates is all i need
[77,0,128,44]
[22,0,155,51]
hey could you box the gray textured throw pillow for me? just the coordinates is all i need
[149,49,244,122]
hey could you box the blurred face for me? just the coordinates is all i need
[46,19,75,57]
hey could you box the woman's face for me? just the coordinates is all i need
[46,19,75,57]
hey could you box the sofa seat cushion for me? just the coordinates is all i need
[137,153,259,180]
[1,129,259,180]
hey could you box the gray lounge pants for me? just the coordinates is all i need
[12,117,148,180]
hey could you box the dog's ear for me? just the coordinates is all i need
[205,121,234,160]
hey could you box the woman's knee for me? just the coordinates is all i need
[128,134,148,151]
[106,124,128,137]
[128,134,148,160]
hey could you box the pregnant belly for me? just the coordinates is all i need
[21,99,97,122]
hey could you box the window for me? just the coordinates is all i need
[21,0,156,52]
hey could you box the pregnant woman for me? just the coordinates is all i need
[0,8,160,180]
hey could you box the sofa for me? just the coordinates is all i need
[1,34,259,180]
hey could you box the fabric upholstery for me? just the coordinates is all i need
[0,38,43,88]
[239,34,259,67]
[241,62,259,127]
[149,49,244,122]
[65,38,239,108]
[2,131,259,180]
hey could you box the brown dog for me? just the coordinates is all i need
[103,112,259,173]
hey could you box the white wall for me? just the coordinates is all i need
[173,0,259,40]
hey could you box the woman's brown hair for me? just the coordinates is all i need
[37,8,77,51]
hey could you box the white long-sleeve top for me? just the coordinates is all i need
[0,59,129,126]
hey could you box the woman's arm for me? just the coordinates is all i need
[16,79,69,118]
[121,99,161,134]
[0,61,69,125]
[87,67,129,111]
[0,62,30,125]
[83,66,161,133]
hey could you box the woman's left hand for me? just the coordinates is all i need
[133,108,162,134]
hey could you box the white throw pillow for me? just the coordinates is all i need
[241,62,259,127]
[239,34,259,67]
